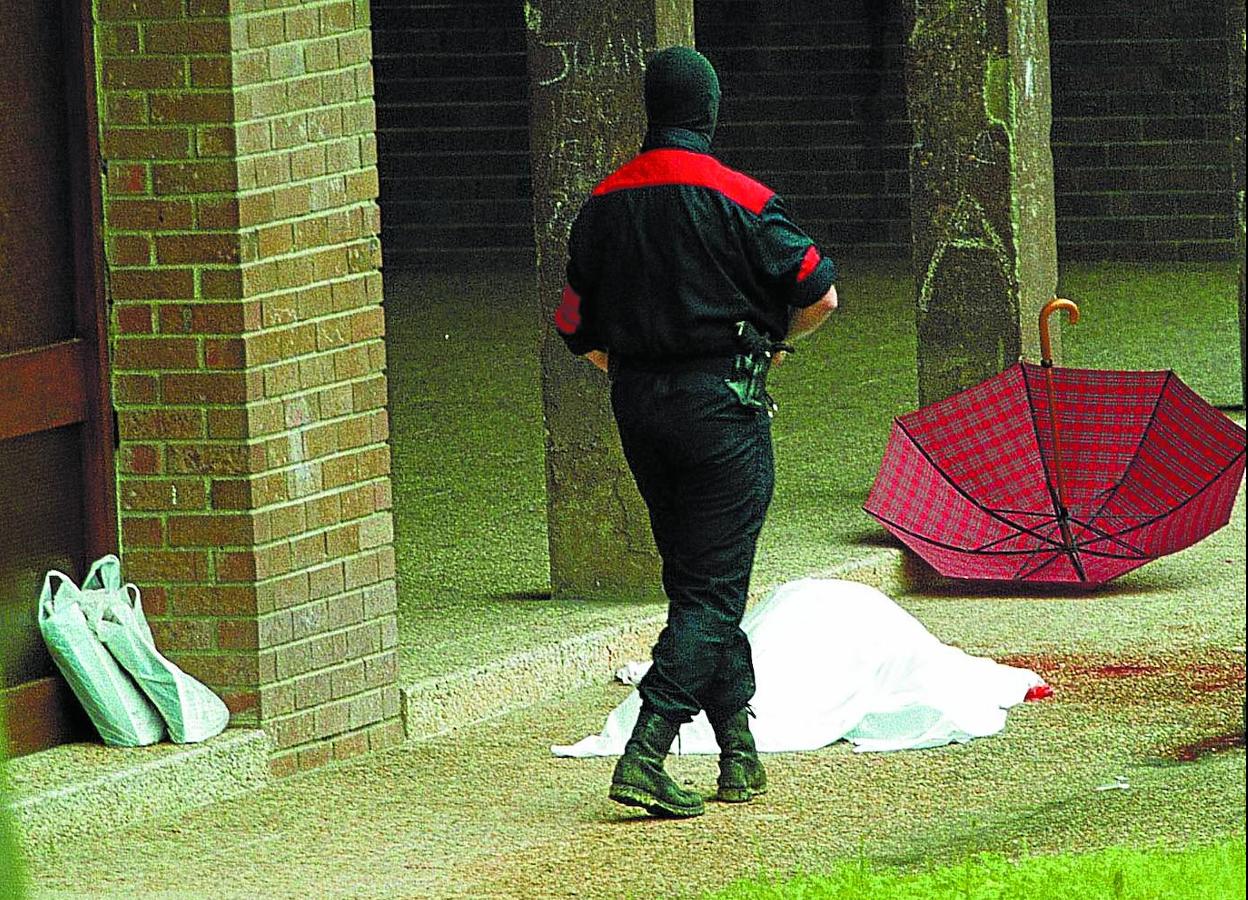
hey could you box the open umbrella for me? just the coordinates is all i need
[864,299,1247,585]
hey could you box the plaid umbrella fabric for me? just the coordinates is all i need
[864,361,1247,586]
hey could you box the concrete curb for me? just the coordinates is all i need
[402,615,666,741]
[3,727,272,847]
[399,548,911,741]
[0,550,910,846]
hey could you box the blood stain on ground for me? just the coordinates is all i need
[1090,663,1162,678]
[997,653,1245,706]
[1162,730,1246,763]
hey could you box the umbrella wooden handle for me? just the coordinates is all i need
[1039,298,1079,366]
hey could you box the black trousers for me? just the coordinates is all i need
[611,366,775,725]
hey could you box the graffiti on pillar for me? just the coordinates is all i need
[525,3,648,86]
[531,37,648,88]
[917,191,1020,402]
[526,2,650,250]
[907,0,989,46]
[523,1,542,36]
[983,55,1013,128]
[542,131,600,249]
[917,194,1011,315]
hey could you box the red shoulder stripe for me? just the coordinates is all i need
[796,245,822,283]
[592,149,774,215]
[554,283,582,335]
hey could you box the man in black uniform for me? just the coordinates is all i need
[554,47,839,818]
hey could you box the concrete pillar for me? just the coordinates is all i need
[1231,0,1246,406]
[904,0,1059,406]
[524,3,692,601]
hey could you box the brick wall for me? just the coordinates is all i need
[97,0,401,775]
[372,0,532,270]
[1050,3,1235,260]
[699,0,1236,261]
[371,0,1237,265]
[699,0,910,257]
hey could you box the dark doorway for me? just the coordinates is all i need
[0,0,115,757]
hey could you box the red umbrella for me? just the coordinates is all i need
[864,299,1247,585]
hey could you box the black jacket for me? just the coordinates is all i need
[555,132,837,361]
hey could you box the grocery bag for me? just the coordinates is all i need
[79,555,153,643]
[84,556,229,744]
[36,570,166,747]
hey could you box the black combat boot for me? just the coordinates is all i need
[609,707,705,818]
[708,706,766,802]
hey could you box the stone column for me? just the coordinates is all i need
[1231,0,1246,406]
[905,0,1059,406]
[525,2,692,601]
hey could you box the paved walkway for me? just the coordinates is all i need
[21,489,1245,899]
[13,262,1245,897]
[20,657,1245,899]
[382,262,1244,686]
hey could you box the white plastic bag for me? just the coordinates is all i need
[83,555,230,744]
[79,555,153,643]
[37,570,166,747]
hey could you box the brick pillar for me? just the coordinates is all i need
[1231,0,1246,405]
[97,0,400,775]
[905,0,1059,405]
[524,3,693,601]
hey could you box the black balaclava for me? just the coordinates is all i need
[641,46,721,153]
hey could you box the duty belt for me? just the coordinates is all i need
[610,356,736,378]
[610,322,793,419]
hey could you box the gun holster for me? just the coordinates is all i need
[725,321,794,417]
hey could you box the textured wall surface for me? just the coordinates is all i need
[97,0,401,775]
[1049,2,1236,260]
[699,0,912,257]
[372,0,534,270]
[905,0,1058,405]
[701,0,1236,262]
[372,0,1237,266]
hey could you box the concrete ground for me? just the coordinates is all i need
[18,502,1245,898]
[382,260,1244,686]
[13,261,1247,897]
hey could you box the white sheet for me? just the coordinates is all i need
[552,578,1045,757]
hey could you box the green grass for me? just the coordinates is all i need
[0,705,27,899]
[700,837,1246,900]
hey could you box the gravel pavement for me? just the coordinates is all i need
[17,262,1244,897]
[21,485,1244,899]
